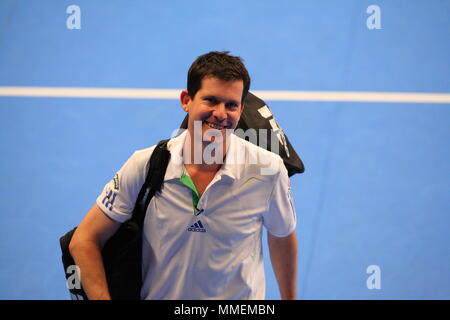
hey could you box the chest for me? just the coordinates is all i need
[147,175,271,232]
[145,179,266,254]
[184,169,217,197]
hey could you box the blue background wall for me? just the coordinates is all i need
[0,0,448,299]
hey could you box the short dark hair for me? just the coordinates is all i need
[187,51,251,104]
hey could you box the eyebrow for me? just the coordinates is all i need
[201,95,240,106]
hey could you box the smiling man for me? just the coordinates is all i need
[69,51,298,300]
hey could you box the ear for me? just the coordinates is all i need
[180,90,191,113]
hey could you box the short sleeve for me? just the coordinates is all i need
[262,159,297,237]
[96,150,149,223]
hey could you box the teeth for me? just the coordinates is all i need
[205,121,225,130]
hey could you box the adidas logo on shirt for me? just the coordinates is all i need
[187,220,206,233]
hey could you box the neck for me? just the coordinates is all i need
[183,129,231,172]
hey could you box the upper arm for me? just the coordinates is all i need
[262,159,297,237]
[70,203,122,250]
[268,230,297,248]
[267,231,298,266]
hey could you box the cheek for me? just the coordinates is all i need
[198,108,214,120]
[189,108,212,122]
[231,111,242,122]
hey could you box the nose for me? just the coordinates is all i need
[213,103,227,123]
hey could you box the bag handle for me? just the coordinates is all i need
[131,139,171,228]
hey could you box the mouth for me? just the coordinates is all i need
[203,120,229,130]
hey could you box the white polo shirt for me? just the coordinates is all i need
[96,130,296,300]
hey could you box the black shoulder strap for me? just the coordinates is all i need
[131,139,171,228]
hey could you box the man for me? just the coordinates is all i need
[69,51,298,300]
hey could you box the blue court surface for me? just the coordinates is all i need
[0,0,449,299]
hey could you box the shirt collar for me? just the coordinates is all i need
[163,130,187,181]
[163,130,242,182]
[219,133,241,181]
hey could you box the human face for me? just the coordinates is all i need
[180,76,244,139]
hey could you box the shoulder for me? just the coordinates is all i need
[230,133,284,182]
[132,145,157,165]
[123,144,158,178]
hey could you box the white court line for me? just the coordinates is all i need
[0,86,449,103]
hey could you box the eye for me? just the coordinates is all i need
[226,102,239,109]
[204,97,218,104]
